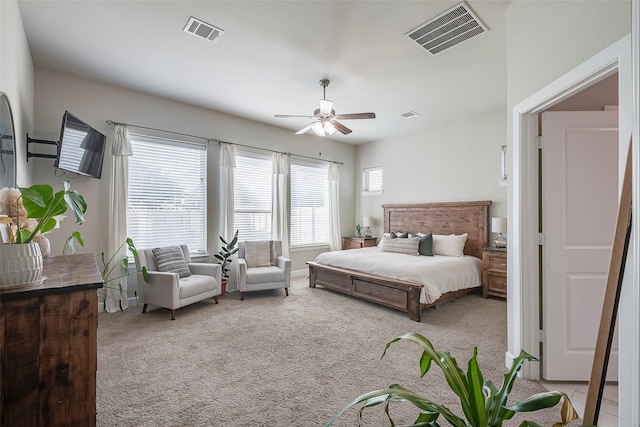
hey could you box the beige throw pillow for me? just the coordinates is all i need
[244,241,272,268]
[381,236,420,255]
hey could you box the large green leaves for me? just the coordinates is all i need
[17,181,87,243]
[327,332,579,427]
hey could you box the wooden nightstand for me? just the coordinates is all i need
[342,237,377,250]
[481,247,507,299]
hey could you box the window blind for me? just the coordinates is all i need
[290,160,328,247]
[363,167,383,192]
[234,150,272,241]
[127,135,207,255]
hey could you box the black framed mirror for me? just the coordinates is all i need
[0,92,17,189]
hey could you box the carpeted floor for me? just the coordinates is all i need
[96,277,578,426]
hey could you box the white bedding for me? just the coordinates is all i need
[313,247,482,304]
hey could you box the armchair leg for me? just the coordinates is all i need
[142,303,148,313]
[170,309,176,321]
[285,288,289,296]
[240,292,245,301]
[213,296,219,304]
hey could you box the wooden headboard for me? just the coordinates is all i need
[382,201,492,259]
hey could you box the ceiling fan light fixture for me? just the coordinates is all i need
[319,99,333,116]
[325,122,337,135]
[311,121,336,136]
[275,78,375,136]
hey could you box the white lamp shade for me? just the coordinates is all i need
[491,217,507,234]
[362,216,374,227]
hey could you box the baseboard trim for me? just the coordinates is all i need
[292,269,307,278]
[505,350,517,369]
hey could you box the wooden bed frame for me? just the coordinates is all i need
[307,201,491,321]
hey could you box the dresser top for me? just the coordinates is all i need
[0,253,103,301]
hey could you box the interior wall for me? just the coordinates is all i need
[31,68,356,275]
[0,0,34,187]
[356,106,508,235]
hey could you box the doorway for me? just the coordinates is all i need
[509,36,631,382]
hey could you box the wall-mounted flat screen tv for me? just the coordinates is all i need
[56,111,106,179]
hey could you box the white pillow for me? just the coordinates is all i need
[432,233,468,257]
[381,236,419,255]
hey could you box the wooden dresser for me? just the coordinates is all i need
[481,247,507,299]
[0,254,103,426]
[341,237,377,250]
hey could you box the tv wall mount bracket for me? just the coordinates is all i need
[26,133,58,162]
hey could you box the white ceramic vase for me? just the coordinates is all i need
[0,242,44,287]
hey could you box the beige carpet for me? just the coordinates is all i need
[97,277,577,426]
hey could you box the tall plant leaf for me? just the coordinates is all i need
[328,332,579,427]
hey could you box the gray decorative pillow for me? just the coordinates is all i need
[417,232,433,256]
[391,231,408,238]
[152,246,191,278]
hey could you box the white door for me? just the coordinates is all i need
[542,111,619,381]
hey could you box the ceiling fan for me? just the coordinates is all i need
[274,79,376,136]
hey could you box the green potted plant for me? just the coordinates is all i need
[214,230,238,297]
[355,223,362,237]
[326,331,579,427]
[64,233,144,312]
[0,181,86,287]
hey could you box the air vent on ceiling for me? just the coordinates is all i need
[401,111,420,119]
[184,16,224,44]
[406,2,487,55]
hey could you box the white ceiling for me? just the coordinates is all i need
[16,0,509,145]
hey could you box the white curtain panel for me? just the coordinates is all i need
[271,152,290,257]
[328,163,342,251]
[106,124,132,312]
[219,143,238,291]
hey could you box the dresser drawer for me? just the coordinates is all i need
[481,248,507,299]
[485,251,507,271]
[342,237,378,250]
[486,272,507,298]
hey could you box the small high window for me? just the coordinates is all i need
[362,167,383,195]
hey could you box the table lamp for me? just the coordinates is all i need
[362,216,374,238]
[491,217,507,248]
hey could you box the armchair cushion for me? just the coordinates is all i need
[244,241,272,268]
[179,274,219,299]
[246,266,286,285]
[152,246,191,278]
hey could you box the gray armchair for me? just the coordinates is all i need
[134,245,221,320]
[237,240,290,300]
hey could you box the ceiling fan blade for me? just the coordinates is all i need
[319,99,333,116]
[295,122,317,135]
[331,120,352,135]
[335,112,376,120]
[275,114,315,119]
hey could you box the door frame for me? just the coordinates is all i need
[509,35,633,381]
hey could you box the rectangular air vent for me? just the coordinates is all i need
[406,2,487,55]
[401,111,420,119]
[184,17,224,44]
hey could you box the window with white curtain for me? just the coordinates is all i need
[290,160,328,248]
[126,134,207,255]
[233,149,272,241]
[362,166,383,195]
